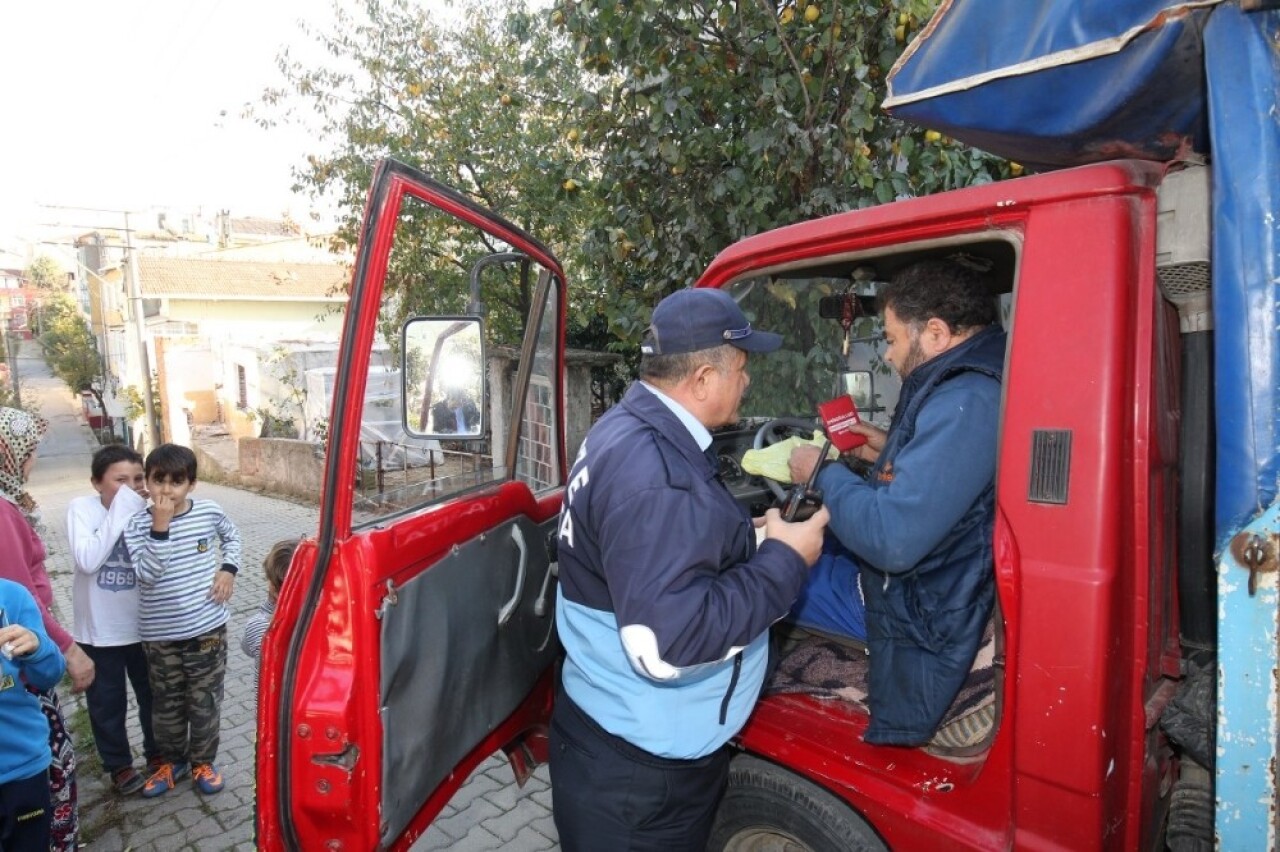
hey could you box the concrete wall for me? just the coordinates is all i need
[163,298,343,340]
[156,336,218,446]
[237,437,324,501]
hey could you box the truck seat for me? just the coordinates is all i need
[766,612,1002,759]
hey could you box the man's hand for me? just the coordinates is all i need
[762,506,830,566]
[0,624,39,659]
[63,642,96,692]
[847,422,886,463]
[788,445,825,485]
[209,571,236,604]
[150,493,176,532]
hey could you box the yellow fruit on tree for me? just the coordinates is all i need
[563,179,578,191]
[899,12,909,26]
[780,6,795,24]
[567,128,581,143]
[894,24,906,43]
[925,129,943,143]
[805,5,820,22]
[551,9,564,26]
[500,93,512,106]
[1010,162,1024,176]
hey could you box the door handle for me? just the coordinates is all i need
[498,525,528,626]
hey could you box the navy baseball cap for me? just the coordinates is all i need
[641,288,783,356]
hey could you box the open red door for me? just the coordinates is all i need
[256,159,567,850]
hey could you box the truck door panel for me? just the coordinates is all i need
[260,159,566,852]
[380,513,558,844]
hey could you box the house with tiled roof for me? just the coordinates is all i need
[128,256,351,445]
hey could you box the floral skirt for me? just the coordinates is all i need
[28,685,78,852]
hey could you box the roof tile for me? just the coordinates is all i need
[137,257,348,301]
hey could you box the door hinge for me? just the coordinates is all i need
[375,579,399,620]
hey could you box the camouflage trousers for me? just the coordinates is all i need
[143,626,227,765]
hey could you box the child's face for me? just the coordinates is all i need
[94,460,146,508]
[147,471,196,508]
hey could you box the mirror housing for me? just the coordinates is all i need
[402,316,486,439]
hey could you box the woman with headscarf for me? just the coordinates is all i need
[0,406,93,852]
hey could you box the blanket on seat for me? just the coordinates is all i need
[766,619,999,756]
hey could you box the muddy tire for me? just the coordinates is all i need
[708,754,888,852]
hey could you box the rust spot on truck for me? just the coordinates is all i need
[1230,531,1279,595]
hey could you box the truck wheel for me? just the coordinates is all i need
[708,754,888,852]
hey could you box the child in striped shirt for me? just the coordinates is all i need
[240,538,299,678]
[124,444,241,799]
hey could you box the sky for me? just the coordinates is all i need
[0,0,460,257]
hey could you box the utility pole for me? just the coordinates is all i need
[122,212,160,449]
[4,330,19,401]
[39,204,160,447]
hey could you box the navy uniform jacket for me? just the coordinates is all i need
[556,382,808,759]
[817,325,1006,744]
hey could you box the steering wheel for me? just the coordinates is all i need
[752,417,820,502]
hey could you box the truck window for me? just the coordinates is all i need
[348,193,562,526]
[512,277,561,493]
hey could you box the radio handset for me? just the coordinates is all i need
[781,437,828,522]
[780,394,867,522]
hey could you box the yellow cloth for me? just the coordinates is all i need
[739,435,833,484]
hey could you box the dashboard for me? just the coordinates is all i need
[710,419,778,514]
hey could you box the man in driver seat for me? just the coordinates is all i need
[787,258,1006,747]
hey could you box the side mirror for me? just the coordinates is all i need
[840,370,875,412]
[402,316,486,439]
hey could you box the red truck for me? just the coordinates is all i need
[258,3,1278,849]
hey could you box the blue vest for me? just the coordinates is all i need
[862,326,1005,745]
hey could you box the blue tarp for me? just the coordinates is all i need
[1205,7,1280,543]
[884,0,1218,169]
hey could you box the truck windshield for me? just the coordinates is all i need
[725,275,889,423]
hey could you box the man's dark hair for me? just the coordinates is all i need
[640,344,739,384]
[878,259,998,334]
[90,444,144,482]
[145,443,198,483]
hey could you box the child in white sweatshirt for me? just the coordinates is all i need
[66,445,159,796]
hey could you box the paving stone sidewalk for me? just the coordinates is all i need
[16,340,557,851]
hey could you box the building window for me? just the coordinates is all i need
[236,365,248,410]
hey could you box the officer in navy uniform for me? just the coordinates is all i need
[551,287,830,851]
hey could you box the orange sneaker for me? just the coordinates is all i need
[192,762,224,794]
[140,761,190,798]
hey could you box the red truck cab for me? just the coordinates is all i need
[256,156,1186,850]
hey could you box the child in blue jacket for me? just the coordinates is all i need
[0,577,67,851]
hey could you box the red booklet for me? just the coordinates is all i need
[817,395,867,452]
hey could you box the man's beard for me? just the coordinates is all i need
[897,336,927,379]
